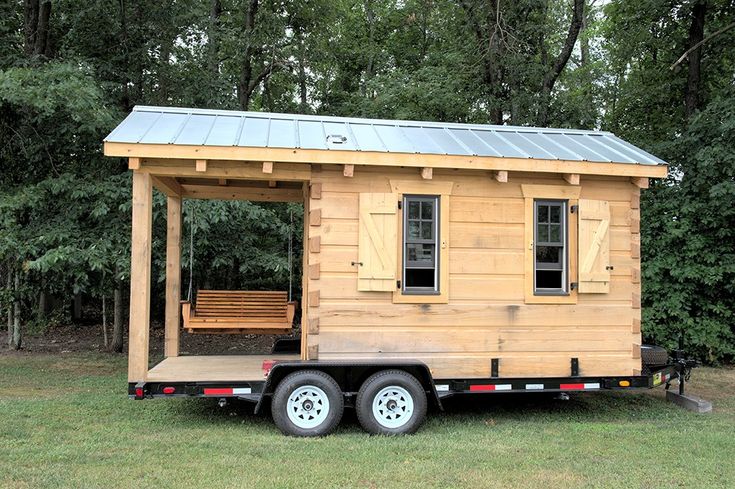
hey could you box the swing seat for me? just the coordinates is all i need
[182,290,296,334]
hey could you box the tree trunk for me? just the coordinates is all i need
[238,0,260,110]
[685,0,706,118]
[580,0,590,67]
[297,30,308,112]
[102,295,108,349]
[6,272,12,348]
[110,284,124,353]
[537,0,584,126]
[38,289,48,321]
[33,0,51,57]
[11,272,21,350]
[119,0,131,111]
[73,293,82,321]
[23,0,39,56]
[207,0,222,77]
[364,0,376,96]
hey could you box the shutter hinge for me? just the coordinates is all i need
[570,204,578,214]
[396,280,401,289]
[570,282,578,290]
[397,201,402,210]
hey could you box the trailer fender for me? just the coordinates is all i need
[254,361,442,414]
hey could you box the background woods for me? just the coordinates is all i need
[0,0,733,362]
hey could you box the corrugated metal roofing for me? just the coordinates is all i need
[105,106,666,165]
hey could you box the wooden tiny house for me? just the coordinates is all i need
[105,106,676,436]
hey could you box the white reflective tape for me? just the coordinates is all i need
[495,384,513,391]
[583,383,600,390]
[232,388,252,395]
[435,384,449,392]
[525,384,544,390]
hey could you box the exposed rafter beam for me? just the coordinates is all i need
[262,161,273,174]
[563,173,580,185]
[151,176,182,197]
[128,157,141,170]
[493,170,508,183]
[181,184,302,202]
[421,167,433,180]
[631,177,649,189]
[195,159,207,172]
[343,164,354,177]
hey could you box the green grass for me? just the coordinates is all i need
[1,353,733,489]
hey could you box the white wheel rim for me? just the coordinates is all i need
[372,385,414,429]
[286,385,330,429]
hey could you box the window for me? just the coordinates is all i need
[402,195,439,294]
[534,200,567,294]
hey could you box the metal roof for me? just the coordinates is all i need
[105,106,666,165]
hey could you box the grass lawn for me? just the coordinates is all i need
[0,353,733,488]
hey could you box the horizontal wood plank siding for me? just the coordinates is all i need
[308,166,641,377]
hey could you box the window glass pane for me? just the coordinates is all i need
[537,224,549,242]
[408,221,420,239]
[421,201,433,220]
[407,243,434,264]
[406,268,435,288]
[421,221,433,239]
[536,246,561,264]
[408,201,420,219]
[549,224,561,243]
[550,205,561,223]
[538,205,549,223]
[536,270,562,289]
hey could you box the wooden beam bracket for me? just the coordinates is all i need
[563,173,580,185]
[421,167,433,180]
[195,159,207,172]
[262,161,274,174]
[493,170,508,183]
[343,164,354,177]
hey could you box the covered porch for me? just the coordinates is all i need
[122,159,311,383]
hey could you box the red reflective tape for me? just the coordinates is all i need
[204,388,233,396]
[469,384,496,391]
[560,383,585,390]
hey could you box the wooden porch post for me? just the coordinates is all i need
[128,171,153,382]
[164,195,182,357]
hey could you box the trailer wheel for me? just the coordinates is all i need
[356,370,427,435]
[271,370,343,437]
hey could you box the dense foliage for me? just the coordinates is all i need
[0,0,733,361]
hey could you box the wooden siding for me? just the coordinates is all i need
[306,166,642,378]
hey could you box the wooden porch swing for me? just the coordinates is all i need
[181,208,297,335]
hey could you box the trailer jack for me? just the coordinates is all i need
[665,349,712,413]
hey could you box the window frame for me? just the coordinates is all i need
[389,179,452,305]
[402,195,440,295]
[521,184,579,305]
[533,199,568,295]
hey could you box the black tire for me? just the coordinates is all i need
[356,370,427,435]
[271,370,343,437]
[641,344,669,367]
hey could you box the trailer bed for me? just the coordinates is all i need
[147,354,300,382]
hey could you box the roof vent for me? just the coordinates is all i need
[326,134,347,144]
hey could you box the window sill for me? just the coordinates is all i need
[524,293,577,305]
[392,292,448,304]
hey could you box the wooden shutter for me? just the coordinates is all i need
[358,193,398,291]
[577,199,611,293]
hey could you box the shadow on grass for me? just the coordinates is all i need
[154,387,679,435]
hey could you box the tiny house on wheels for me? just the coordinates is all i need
[104,106,687,436]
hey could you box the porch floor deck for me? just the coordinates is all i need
[146,354,300,382]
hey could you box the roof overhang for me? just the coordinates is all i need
[104,141,668,179]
